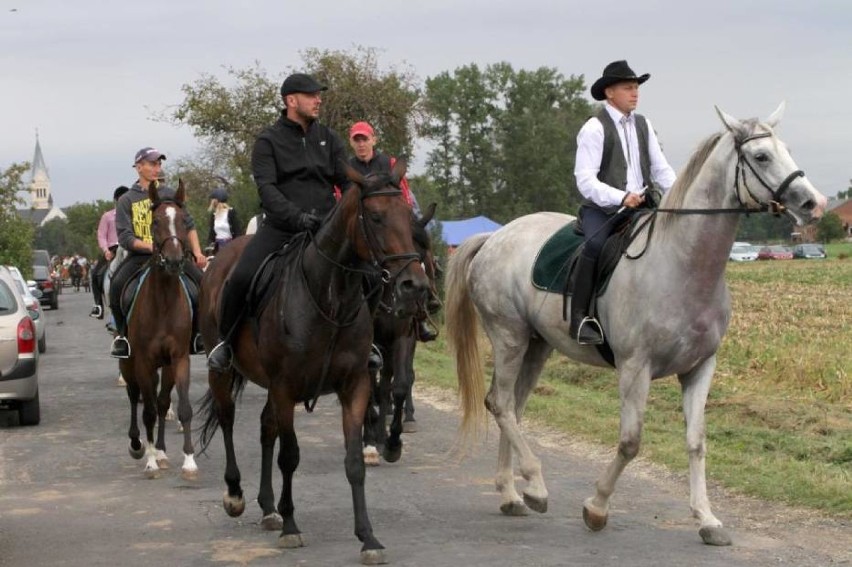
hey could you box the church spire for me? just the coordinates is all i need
[31,130,49,182]
[29,132,52,209]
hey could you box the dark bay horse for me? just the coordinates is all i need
[445,104,826,545]
[363,203,439,465]
[120,180,198,480]
[198,161,429,565]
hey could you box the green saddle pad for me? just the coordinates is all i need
[532,221,585,293]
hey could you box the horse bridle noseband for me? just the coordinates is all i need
[732,131,805,213]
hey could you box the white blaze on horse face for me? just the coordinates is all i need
[165,206,178,240]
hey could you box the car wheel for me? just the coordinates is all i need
[19,389,40,426]
[38,333,46,353]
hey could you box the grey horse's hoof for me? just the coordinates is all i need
[523,493,548,514]
[261,513,283,531]
[223,491,245,517]
[278,533,305,549]
[699,526,732,546]
[500,500,529,516]
[361,548,387,565]
[583,504,608,531]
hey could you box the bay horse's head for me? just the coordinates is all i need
[149,179,191,276]
[343,158,430,318]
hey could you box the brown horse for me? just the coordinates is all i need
[363,203,440,465]
[198,161,429,565]
[120,180,198,480]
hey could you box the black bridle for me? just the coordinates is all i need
[150,200,191,274]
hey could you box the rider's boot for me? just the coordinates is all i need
[206,340,232,372]
[368,344,383,372]
[568,254,604,346]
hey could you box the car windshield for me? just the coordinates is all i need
[800,245,823,251]
[769,246,790,252]
[732,245,751,252]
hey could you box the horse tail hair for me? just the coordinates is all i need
[445,232,491,450]
[196,370,249,455]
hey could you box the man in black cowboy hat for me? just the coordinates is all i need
[206,72,394,373]
[571,60,676,345]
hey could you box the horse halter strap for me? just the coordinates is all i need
[733,131,805,213]
[358,188,421,283]
[151,200,191,271]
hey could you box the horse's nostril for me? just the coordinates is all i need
[802,199,815,211]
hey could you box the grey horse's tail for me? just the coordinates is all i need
[445,233,491,447]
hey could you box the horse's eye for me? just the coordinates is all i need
[369,212,383,224]
[754,153,770,163]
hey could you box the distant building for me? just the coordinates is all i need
[16,135,67,227]
[827,197,852,237]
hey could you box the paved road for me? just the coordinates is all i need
[0,291,848,566]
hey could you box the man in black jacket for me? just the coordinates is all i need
[207,73,384,372]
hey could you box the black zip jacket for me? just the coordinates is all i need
[251,114,349,233]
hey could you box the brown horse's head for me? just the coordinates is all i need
[343,158,429,318]
[149,179,190,275]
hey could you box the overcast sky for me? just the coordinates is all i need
[2,0,850,209]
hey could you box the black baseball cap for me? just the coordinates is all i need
[280,73,327,96]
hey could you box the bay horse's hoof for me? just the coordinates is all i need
[278,533,305,549]
[402,420,418,433]
[361,548,387,565]
[128,441,145,460]
[500,500,529,516]
[223,491,245,517]
[144,467,161,480]
[699,526,732,546]
[116,375,126,387]
[363,446,381,467]
[523,493,548,514]
[156,458,170,470]
[582,504,608,531]
[261,513,283,531]
[383,443,402,463]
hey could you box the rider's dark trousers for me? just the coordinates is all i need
[90,245,116,309]
[109,253,203,335]
[218,223,295,340]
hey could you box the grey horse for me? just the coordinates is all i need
[444,103,827,546]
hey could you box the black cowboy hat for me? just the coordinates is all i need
[590,60,650,101]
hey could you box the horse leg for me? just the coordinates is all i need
[174,356,198,480]
[340,376,385,564]
[270,390,303,549]
[362,379,381,467]
[491,337,552,515]
[384,336,414,463]
[258,399,283,530]
[583,362,651,531]
[680,356,731,546]
[207,369,245,518]
[403,362,416,430]
[156,367,174,470]
[138,364,162,478]
[123,364,145,460]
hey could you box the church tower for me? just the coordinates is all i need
[29,134,52,210]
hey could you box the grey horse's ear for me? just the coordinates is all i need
[714,105,744,134]
[766,101,786,128]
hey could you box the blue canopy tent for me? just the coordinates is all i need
[440,216,503,247]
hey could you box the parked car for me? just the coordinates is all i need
[32,249,58,310]
[792,244,827,259]
[0,265,40,425]
[6,266,46,353]
[729,244,758,262]
[757,245,794,260]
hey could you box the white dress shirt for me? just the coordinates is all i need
[574,103,677,208]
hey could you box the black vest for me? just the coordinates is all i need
[587,108,651,214]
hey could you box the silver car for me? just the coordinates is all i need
[0,265,40,425]
[6,265,46,353]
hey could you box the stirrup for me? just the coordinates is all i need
[368,344,383,371]
[110,336,131,359]
[191,333,205,355]
[576,316,604,346]
[89,305,103,318]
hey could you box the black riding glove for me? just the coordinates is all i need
[297,212,321,233]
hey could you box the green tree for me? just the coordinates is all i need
[816,211,845,242]
[34,218,69,256]
[0,162,35,275]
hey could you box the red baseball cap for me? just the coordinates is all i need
[349,121,375,140]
